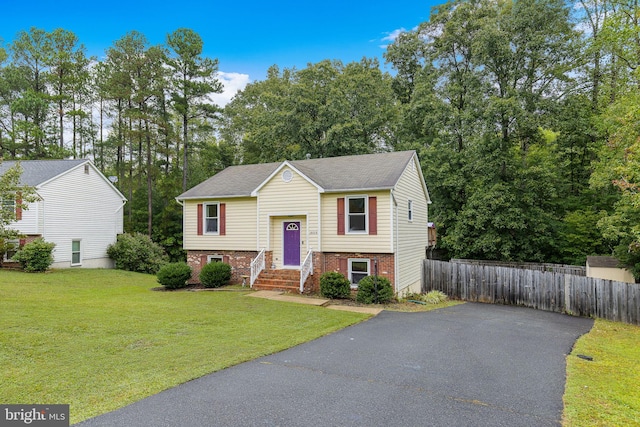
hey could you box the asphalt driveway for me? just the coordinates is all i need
[77,303,593,427]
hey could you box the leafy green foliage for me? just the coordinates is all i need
[223,59,396,163]
[107,233,168,274]
[156,262,192,289]
[355,276,394,304]
[199,261,232,288]
[0,162,38,239]
[12,238,55,272]
[319,271,351,299]
[1,5,640,273]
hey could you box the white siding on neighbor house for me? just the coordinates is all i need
[38,163,124,268]
[257,167,320,254]
[182,197,257,251]
[320,190,392,254]
[8,200,40,235]
[393,155,429,294]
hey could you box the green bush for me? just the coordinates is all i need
[157,262,192,289]
[200,262,232,288]
[107,233,168,274]
[355,275,394,304]
[13,239,55,272]
[320,271,351,299]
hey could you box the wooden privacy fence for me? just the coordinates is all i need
[422,259,640,325]
[450,259,587,276]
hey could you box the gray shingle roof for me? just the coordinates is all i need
[0,159,88,186]
[587,256,621,269]
[177,151,419,199]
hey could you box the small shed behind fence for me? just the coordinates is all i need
[586,256,636,284]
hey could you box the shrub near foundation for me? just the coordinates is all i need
[200,262,232,288]
[157,262,192,289]
[320,271,351,299]
[355,275,394,304]
[13,238,55,272]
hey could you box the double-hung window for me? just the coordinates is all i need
[346,196,367,233]
[349,259,370,287]
[204,203,219,234]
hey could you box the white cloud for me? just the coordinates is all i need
[382,28,408,44]
[379,26,421,49]
[211,71,250,107]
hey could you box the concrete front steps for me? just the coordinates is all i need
[252,269,301,293]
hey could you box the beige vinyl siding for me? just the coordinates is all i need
[183,197,257,251]
[269,216,307,268]
[321,191,392,253]
[257,168,320,253]
[38,163,125,267]
[394,155,429,294]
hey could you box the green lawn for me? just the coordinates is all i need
[563,319,640,426]
[0,269,369,424]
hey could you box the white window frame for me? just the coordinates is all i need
[345,195,368,234]
[408,200,413,222]
[71,239,82,266]
[348,258,370,288]
[207,255,223,263]
[1,196,15,213]
[203,202,220,235]
[2,239,19,262]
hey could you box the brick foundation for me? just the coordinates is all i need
[187,250,260,284]
[322,252,395,285]
[187,250,395,292]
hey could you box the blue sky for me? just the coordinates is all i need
[2,0,439,103]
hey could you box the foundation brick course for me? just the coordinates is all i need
[187,250,395,292]
[187,250,259,284]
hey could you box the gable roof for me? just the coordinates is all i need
[178,151,425,200]
[0,159,126,200]
[0,159,89,186]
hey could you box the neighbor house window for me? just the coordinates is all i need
[71,240,81,265]
[204,203,219,234]
[2,239,19,262]
[408,200,413,222]
[346,196,367,233]
[1,197,15,213]
[349,259,370,287]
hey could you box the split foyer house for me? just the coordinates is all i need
[176,150,431,295]
[1,159,126,268]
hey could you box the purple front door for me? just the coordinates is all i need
[283,221,301,266]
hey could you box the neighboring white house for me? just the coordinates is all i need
[177,150,431,295]
[0,159,126,268]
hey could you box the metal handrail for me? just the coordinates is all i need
[300,249,313,293]
[250,248,266,287]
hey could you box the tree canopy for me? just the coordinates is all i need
[1,1,639,275]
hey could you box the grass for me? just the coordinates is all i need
[563,319,640,426]
[0,269,370,424]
